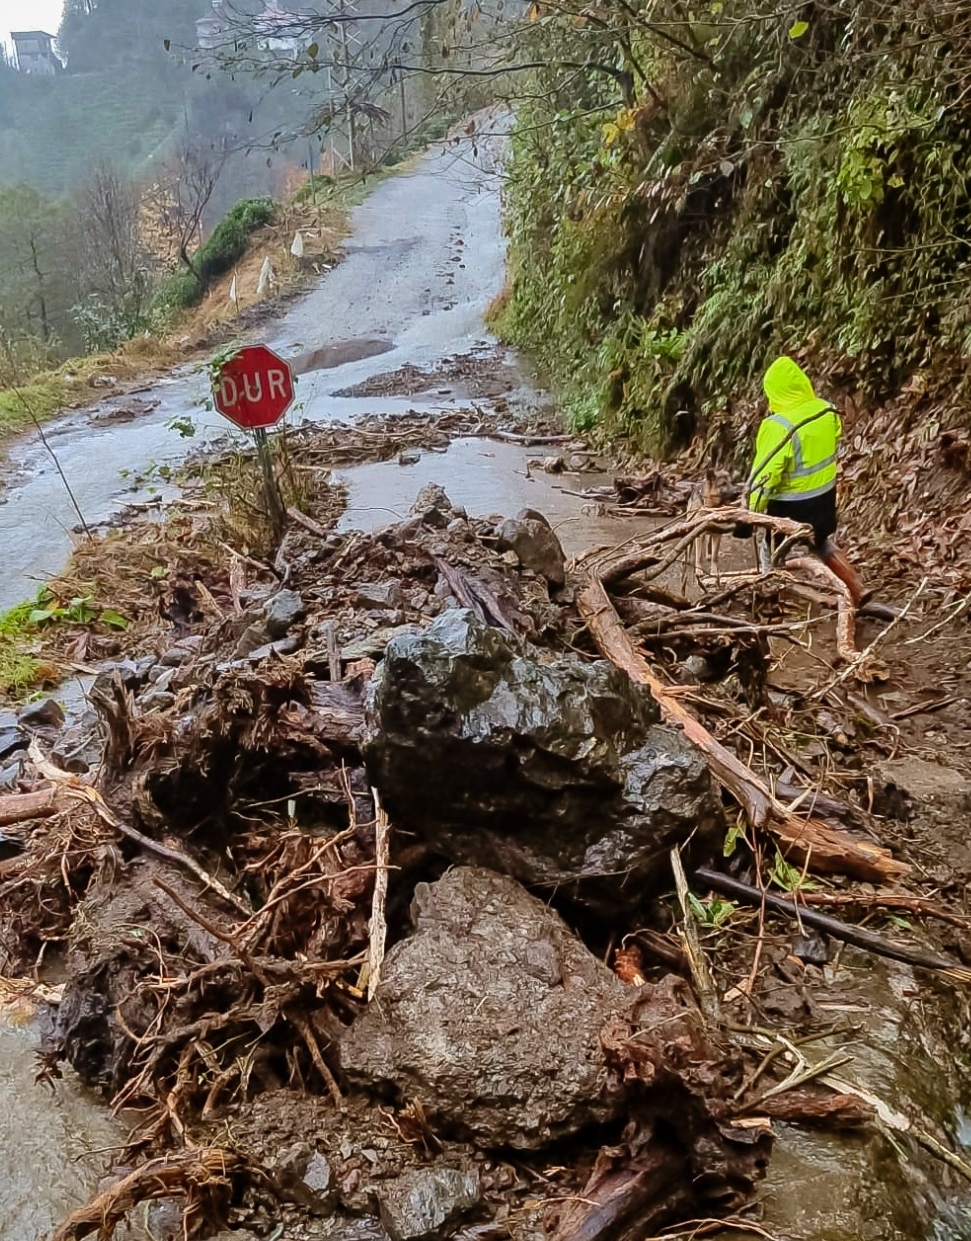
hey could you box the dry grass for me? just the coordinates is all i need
[0,186,350,453]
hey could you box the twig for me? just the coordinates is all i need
[74,786,251,916]
[671,848,719,1021]
[696,866,971,979]
[813,576,928,697]
[287,506,332,538]
[288,1007,343,1107]
[367,791,391,1001]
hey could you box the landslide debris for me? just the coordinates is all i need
[7,425,971,1241]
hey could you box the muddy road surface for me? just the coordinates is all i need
[0,127,516,613]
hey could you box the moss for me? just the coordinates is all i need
[0,598,46,699]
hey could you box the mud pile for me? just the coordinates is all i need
[4,476,971,1241]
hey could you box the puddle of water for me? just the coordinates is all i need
[291,336,394,376]
[0,1012,143,1241]
[337,437,654,558]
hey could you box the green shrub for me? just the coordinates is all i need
[154,197,276,314]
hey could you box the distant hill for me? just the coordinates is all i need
[0,0,320,221]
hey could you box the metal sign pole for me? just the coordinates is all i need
[253,427,287,538]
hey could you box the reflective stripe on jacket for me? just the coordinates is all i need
[748,357,841,512]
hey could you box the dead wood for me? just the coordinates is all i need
[695,867,971,979]
[0,788,64,826]
[785,556,858,660]
[367,793,391,1000]
[49,1147,252,1241]
[575,575,907,883]
[433,555,533,635]
[756,1089,875,1128]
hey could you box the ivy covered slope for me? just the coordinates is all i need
[498,0,971,457]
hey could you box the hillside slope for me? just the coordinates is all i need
[497,0,971,470]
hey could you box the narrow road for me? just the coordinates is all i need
[0,130,507,612]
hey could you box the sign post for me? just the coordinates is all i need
[211,344,296,538]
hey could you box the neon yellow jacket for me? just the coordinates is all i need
[748,357,841,512]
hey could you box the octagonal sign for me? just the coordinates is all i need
[212,344,295,430]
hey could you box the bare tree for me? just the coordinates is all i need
[72,162,155,342]
[171,134,227,276]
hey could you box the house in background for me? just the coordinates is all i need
[11,31,62,75]
[196,0,316,59]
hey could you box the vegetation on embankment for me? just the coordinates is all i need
[0,187,349,447]
[494,0,971,459]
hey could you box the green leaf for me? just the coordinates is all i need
[28,608,57,625]
[307,42,319,59]
[100,610,130,631]
[788,20,809,38]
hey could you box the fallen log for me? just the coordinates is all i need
[575,576,907,883]
[0,788,64,826]
[695,866,971,980]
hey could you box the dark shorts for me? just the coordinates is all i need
[767,488,837,551]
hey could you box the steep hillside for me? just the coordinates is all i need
[496,0,971,464]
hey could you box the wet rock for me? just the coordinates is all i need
[92,659,153,697]
[246,636,301,662]
[267,1142,336,1215]
[0,759,22,789]
[139,689,176,712]
[343,626,420,663]
[376,1167,481,1241]
[340,867,634,1149]
[410,484,454,529]
[51,721,103,775]
[497,509,566,586]
[364,611,720,908]
[0,711,26,761]
[398,448,421,466]
[18,698,65,730]
[357,582,402,609]
[264,589,306,639]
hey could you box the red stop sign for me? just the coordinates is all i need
[212,344,295,430]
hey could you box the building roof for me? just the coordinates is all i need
[11,31,56,41]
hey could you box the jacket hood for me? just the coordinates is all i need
[763,356,828,416]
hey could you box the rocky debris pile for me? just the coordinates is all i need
[1,482,936,1241]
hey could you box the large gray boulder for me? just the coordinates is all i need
[363,610,720,908]
[339,867,634,1149]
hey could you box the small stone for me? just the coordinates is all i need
[246,636,301,661]
[496,510,566,586]
[410,484,454,529]
[446,518,468,538]
[376,1167,481,1241]
[18,698,65,730]
[51,723,103,775]
[234,621,270,658]
[92,660,150,697]
[500,550,520,567]
[139,689,176,712]
[159,647,191,667]
[357,582,402,609]
[398,449,421,466]
[303,1151,334,1198]
[263,589,306,639]
[0,719,26,761]
[0,760,22,790]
